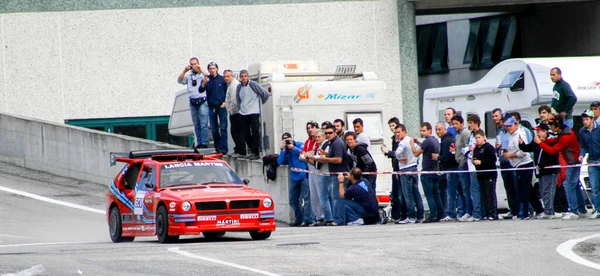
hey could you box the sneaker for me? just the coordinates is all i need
[562,212,579,220]
[554,212,563,219]
[487,217,495,221]
[289,222,302,227]
[465,216,480,222]
[246,154,260,160]
[483,217,489,220]
[315,220,329,226]
[312,219,324,226]
[535,213,548,220]
[326,222,338,226]
[395,218,416,224]
[439,216,456,222]
[588,211,600,219]
[521,216,530,220]
[457,214,471,222]
[416,219,424,223]
[347,218,364,226]
[231,153,245,158]
[501,212,514,220]
[299,222,311,227]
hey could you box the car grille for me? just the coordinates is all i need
[195,201,227,211]
[229,200,260,209]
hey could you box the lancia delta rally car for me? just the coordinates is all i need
[105,149,276,243]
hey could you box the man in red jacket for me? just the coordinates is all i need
[534,116,588,219]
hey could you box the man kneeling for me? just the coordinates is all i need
[337,168,379,226]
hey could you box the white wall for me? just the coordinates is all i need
[0,0,403,124]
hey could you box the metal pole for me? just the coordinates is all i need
[258,70,265,157]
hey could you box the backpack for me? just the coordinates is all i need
[262,154,279,182]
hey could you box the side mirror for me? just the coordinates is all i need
[243,179,251,185]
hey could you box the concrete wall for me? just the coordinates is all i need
[0,112,293,223]
[0,0,404,126]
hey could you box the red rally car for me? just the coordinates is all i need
[105,149,276,243]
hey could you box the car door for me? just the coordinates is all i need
[133,164,157,235]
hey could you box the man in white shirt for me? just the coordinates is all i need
[352,118,371,152]
[390,124,423,224]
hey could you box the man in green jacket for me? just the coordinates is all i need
[550,67,577,128]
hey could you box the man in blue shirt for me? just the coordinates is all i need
[337,168,379,226]
[579,110,600,219]
[200,62,228,154]
[177,57,209,148]
[278,132,313,226]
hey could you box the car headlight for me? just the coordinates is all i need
[182,201,191,211]
[263,198,273,208]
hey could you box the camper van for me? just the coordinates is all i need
[168,61,393,194]
[423,57,600,208]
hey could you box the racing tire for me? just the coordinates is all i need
[249,231,271,240]
[156,206,179,243]
[202,231,226,239]
[109,207,135,243]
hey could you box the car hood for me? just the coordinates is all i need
[159,184,269,201]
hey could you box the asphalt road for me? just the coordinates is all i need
[0,161,599,276]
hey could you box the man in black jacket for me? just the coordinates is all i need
[436,122,464,221]
[519,123,559,219]
[345,131,377,190]
[472,130,498,220]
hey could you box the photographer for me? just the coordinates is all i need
[337,168,379,226]
[277,133,313,226]
[177,57,209,148]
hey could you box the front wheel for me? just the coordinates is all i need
[109,207,135,243]
[156,206,179,243]
[249,231,271,240]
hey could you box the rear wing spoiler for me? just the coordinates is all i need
[109,148,221,166]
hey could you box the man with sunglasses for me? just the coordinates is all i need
[200,62,228,154]
[177,57,209,148]
[315,124,350,225]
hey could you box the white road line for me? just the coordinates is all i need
[0,242,85,248]
[168,247,281,276]
[556,233,600,270]
[0,185,105,215]
[0,233,32,239]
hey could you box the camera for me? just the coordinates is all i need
[285,140,292,145]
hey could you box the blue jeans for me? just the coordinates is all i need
[317,175,334,222]
[589,161,600,212]
[208,106,228,154]
[469,171,482,219]
[421,174,445,220]
[564,118,574,129]
[457,166,473,216]
[445,170,461,218]
[399,166,424,220]
[564,166,588,214]
[500,161,520,216]
[391,174,405,220]
[343,199,365,224]
[189,101,209,147]
[289,178,313,224]
[330,175,346,225]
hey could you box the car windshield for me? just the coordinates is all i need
[158,162,243,188]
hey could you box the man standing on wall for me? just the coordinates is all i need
[177,57,209,148]
[224,70,244,158]
[200,62,228,154]
[550,67,577,129]
[236,69,270,160]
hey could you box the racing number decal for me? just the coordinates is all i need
[134,192,145,215]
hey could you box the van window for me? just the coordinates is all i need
[484,111,497,138]
[499,70,524,92]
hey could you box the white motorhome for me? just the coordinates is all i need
[169,61,393,194]
[423,57,600,208]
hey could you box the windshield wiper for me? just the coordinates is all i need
[200,181,228,185]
